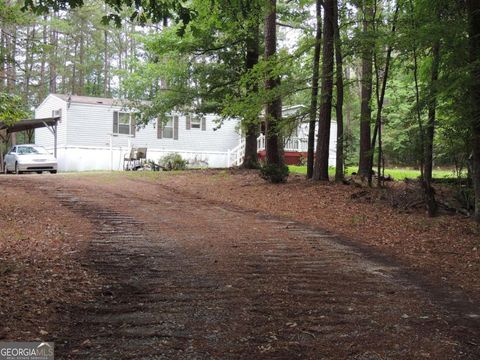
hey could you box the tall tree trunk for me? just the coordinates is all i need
[118,33,123,73]
[412,49,425,178]
[158,18,169,91]
[467,0,480,222]
[49,13,58,94]
[40,17,47,100]
[334,0,344,182]
[408,0,428,187]
[60,33,67,93]
[358,2,374,177]
[25,25,36,102]
[307,0,322,179]
[71,39,78,94]
[125,28,129,72]
[103,28,109,96]
[313,0,335,181]
[78,30,85,95]
[369,4,398,186]
[345,66,351,133]
[264,0,283,167]
[7,26,16,92]
[0,28,6,90]
[242,21,260,169]
[25,26,31,100]
[423,41,440,216]
[377,109,383,187]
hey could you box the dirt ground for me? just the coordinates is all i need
[157,170,480,302]
[0,181,99,341]
[0,171,479,359]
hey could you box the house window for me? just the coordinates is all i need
[191,116,201,129]
[186,114,206,131]
[157,115,178,140]
[118,113,131,134]
[113,111,136,136]
[163,117,174,138]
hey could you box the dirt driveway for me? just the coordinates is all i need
[1,174,479,359]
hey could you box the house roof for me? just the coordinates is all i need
[52,94,123,106]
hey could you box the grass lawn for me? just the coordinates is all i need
[60,167,459,182]
[288,165,460,181]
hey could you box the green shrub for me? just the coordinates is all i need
[159,153,188,170]
[259,163,289,183]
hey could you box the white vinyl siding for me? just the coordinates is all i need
[35,95,243,170]
[68,104,118,146]
[34,94,68,149]
[61,103,239,152]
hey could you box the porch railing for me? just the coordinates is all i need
[228,135,309,167]
[257,134,308,152]
[227,139,245,167]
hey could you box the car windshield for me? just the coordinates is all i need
[17,146,49,155]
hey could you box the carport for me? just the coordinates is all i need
[0,116,60,172]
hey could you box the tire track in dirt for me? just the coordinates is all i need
[2,176,479,359]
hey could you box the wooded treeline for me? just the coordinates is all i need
[1,0,480,221]
[0,0,149,105]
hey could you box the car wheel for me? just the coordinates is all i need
[15,162,20,175]
[36,171,43,174]
[50,170,57,174]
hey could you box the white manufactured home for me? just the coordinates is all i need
[35,94,242,171]
[35,94,337,171]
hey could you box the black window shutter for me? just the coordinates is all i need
[201,117,206,131]
[113,111,118,133]
[157,118,163,139]
[186,115,191,130]
[174,115,179,140]
[131,114,137,137]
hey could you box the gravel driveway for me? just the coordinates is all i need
[1,174,479,359]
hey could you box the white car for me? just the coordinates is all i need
[3,144,57,174]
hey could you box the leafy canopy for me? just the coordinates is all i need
[0,94,29,126]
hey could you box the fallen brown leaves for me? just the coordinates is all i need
[0,186,99,341]
[156,169,480,300]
